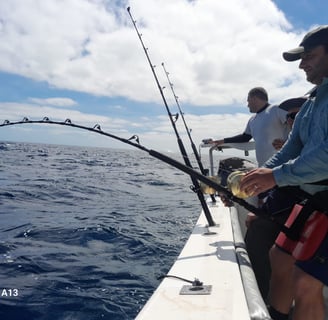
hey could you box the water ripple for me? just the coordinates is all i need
[0,142,199,319]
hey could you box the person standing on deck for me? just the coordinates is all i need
[208,87,288,298]
[244,96,308,301]
[209,87,288,167]
[240,25,328,320]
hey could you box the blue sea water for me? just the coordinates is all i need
[0,141,202,320]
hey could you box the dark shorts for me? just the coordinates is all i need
[295,233,328,286]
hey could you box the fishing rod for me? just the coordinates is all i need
[0,118,264,217]
[161,62,216,204]
[126,7,216,226]
[161,63,203,172]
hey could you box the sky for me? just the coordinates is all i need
[0,0,326,153]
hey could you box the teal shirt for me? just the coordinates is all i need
[264,78,328,195]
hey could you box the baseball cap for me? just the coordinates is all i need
[278,97,308,111]
[283,25,328,62]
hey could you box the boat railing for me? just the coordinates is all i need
[199,141,256,176]
[230,205,272,320]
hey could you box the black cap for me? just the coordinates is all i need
[283,25,328,62]
[278,97,308,111]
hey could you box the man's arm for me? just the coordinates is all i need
[211,133,252,145]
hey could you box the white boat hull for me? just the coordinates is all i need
[136,198,270,319]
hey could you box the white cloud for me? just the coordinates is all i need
[0,0,313,107]
[0,0,317,152]
[28,97,78,107]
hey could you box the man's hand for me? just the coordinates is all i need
[272,138,285,150]
[208,138,224,146]
[239,168,276,196]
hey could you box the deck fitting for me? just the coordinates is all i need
[180,284,212,295]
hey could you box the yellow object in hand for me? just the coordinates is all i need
[227,171,252,199]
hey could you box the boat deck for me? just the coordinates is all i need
[136,197,269,320]
[136,142,328,319]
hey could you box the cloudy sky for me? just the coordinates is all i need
[0,0,326,152]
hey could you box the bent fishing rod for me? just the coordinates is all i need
[126,7,215,226]
[2,118,312,240]
[0,117,264,217]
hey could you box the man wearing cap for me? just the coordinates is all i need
[240,25,328,320]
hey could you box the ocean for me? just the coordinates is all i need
[0,141,203,320]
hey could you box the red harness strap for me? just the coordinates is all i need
[275,204,328,261]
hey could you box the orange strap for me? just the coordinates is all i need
[275,204,328,261]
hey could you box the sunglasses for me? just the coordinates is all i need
[286,112,298,120]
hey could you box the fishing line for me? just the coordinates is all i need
[126,7,215,226]
[161,62,216,203]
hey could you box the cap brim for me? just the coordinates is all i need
[282,47,304,61]
[278,97,308,111]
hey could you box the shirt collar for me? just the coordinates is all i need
[256,103,270,114]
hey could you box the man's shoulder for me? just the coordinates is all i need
[247,114,257,123]
[255,104,286,117]
[267,104,287,116]
[267,103,281,110]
